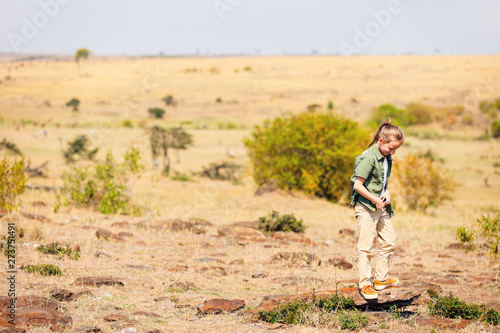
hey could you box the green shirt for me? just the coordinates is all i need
[350,144,394,217]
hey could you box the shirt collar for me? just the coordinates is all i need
[371,144,392,161]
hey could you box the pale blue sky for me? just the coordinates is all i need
[1,0,499,56]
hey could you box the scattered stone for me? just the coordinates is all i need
[0,296,62,312]
[167,266,188,272]
[229,259,244,265]
[73,277,124,287]
[252,273,267,278]
[255,183,276,196]
[169,282,197,292]
[117,231,134,238]
[269,232,317,246]
[153,297,173,302]
[195,266,227,276]
[21,212,51,223]
[229,221,259,229]
[197,299,245,314]
[326,258,353,269]
[131,311,161,318]
[211,252,229,257]
[94,251,112,258]
[50,289,73,302]
[415,318,470,329]
[272,276,324,286]
[339,228,355,236]
[144,330,163,333]
[194,257,225,264]
[446,243,464,250]
[96,228,123,241]
[271,252,321,266]
[111,221,130,228]
[103,313,128,322]
[0,328,26,332]
[67,326,101,333]
[218,225,266,244]
[0,308,72,331]
[125,264,154,270]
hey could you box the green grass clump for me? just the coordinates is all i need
[258,293,359,328]
[427,289,499,325]
[258,210,306,234]
[24,264,62,276]
[36,242,80,260]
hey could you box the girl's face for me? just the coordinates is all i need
[377,137,402,156]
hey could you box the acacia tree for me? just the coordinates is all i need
[75,48,90,75]
[149,126,192,175]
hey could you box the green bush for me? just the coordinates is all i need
[66,98,80,112]
[122,120,133,128]
[63,135,98,163]
[36,242,80,260]
[148,108,165,119]
[337,309,369,331]
[0,158,27,211]
[258,210,305,233]
[369,104,412,128]
[258,293,357,326]
[162,95,176,106]
[244,111,369,203]
[455,227,475,251]
[477,213,500,258]
[24,264,62,276]
[427,289,499,325]
[491,120,500,138]
[479,99,500,119]
[56,149,143,215]
[393,151,455,212]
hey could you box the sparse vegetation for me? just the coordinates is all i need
[455,226,476,251]
[56,148,143,215]
[199,161,241,182]
[215,97,223,103]
[369,104,411,128]
[149,126,193,175]
[162,95,177,106]
[327,100,334,110]
[148,108,166,119]
[63,135,98,163]
[36,242,80,260]
[66,98,80,112]
[258,293,362,330]
[258,210,306,234]
[122,120,133,128]
[0,138,22,156]
[0,158,27,211]
[427,289,499,325]
[244,111,369,203]
[24,264,62,276]
[492,120,500,138]
[393,150,455,212]
[477,213,500,259]
[171,171,194,182]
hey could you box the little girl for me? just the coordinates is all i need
[350,119,404,300]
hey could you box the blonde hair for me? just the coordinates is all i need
[369,119,404,147]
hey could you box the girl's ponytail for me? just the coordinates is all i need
[369,119,404,147]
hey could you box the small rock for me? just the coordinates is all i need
[0,308,72,331]
[67,326,102,332]
[415,318,470,329]
[96,228,123,241]
[197,299,245,314]
[194,257,225,264]
[73,276,124,287]
[168,281,197,292]
[103,313,129,322]
[125,264,153,270]
[339,228,355,236]
[229,259,244,265]
[0,295,62,311]
[252,273,267,278]
[50,289,73,301]
[218,225,266,244]
[94,251,112,258]
[326,258,353,269]
[271,252,321,266]
[131,311,161,318]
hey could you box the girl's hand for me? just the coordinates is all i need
[381,191,391,206]
[375,198,385,210]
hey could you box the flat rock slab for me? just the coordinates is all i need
[218,225,266,244]
[245,287,421,316]
[271,252,321,266]
[0,327,26,332]
[0,296,62,311]
[0,307,72,331]
[50,288,92,302]
[415,318,470,329]
[198,299,245,314]
[269,232,317,246]
[73,277,124,287]
[67,326,102,332]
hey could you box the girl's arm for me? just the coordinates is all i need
[353,176,386,210]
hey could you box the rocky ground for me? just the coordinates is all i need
[1,205,499,333]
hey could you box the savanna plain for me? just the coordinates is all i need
[0,55,499,332]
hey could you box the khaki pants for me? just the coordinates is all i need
[354,202,396,288]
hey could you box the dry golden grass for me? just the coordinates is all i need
[0,55,499,332]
